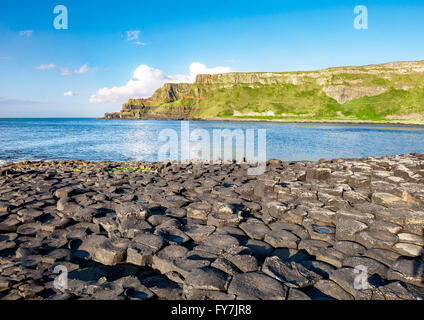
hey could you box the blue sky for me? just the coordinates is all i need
[0,0,423,117]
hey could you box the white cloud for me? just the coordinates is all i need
[19,30,33,38]
[61,64,90,76]
[89,62,231,104]
[127,30,140,41]
[74,64,89,74]
[188,62,231,82]
[36,64,56,70]
[61,68,72,76]
[64,91,77,97]
[126,30,146,46]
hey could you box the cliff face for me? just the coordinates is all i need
[104,60,424,121]
[104,105,194,120]
[151,83,192,103]
[194,61,424,103]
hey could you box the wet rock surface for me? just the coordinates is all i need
[0,154,423,300]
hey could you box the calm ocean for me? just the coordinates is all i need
[1,118,424,165]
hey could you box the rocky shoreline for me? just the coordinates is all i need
[0,154,423,300]
[99,115,424,127]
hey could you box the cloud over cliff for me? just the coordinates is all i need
[89,63,230,104]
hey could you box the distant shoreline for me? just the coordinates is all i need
[98,116,424,127]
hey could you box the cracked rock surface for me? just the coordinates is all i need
[0,154,423,300]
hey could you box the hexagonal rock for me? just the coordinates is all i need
[387,258,424,288]
[16,222,41,236]
[239,220,270,241]
[404,211,424,227]
[312,279,354,300]
[265,202,291,219]
[269,221,310,239]
[77,234,128,265]
[315,248,346,268]
[0,216,20,232]
[337,210,375,224]
[225,254,259,273]
[174,259,212,279]
[287,288,311,300]
[186,202,212,222]
[214,226,249,243]
[211,257,241,275]
[108,276,155,300]
[0,275,10,289]
[272,248,311,263]
[253,180,277,199]
[118,218,152,238]
[182,225,215,242]
[212,202,236,215]
[228,272,288,300]
[207,212,243,227]
[195,234,239,255]
[371,193,402,206]
[184,287,236,300]
[335,217,368,241]
[343,191,369,204]
[298,239,332,257]
[283,207,308,225]
[141,275,183,300]
[303,219,335,242]
[54,187,76,199]
[355,230,399,250]
[348,174,370,188]
[147,215,172,226]
[308,208,337,224]
[154,227,190,245]
[393,165,416,180]
[93,214,117,232]
[56,198,78,212]
[0,240,16,252]
[374,281,423,300]
[0,203,11,213]
[342,256,389,278]
[245,239,274,260]
[329,268,375,299]
[264,229,300,249]
[362,248,401,268]
[369,220,402,234]
[397,233,424,247]
[371,207,408,226]
[114,202,150,220]
[262,256,321,288]
[157,218,182,230]
[393,243,423,257]
[17,208,44,223]
[127,234,164,266]
[152,245,189,274]
[306,168,331,181]
[184,267,230,292]
[333,241,366,256]
[42,248,72,264]
[92,237,130,266]
[18,282,45,298]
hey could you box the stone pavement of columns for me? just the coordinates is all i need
[0,154,423,300]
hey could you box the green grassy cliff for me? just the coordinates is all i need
[104,60,424,123]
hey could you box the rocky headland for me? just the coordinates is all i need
[104,60,424,123]
[0,154,423,300]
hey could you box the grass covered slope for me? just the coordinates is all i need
[105,60,424,123]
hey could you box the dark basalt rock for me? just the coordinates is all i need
[227,272,288,300]
[262,256,321,288]
[0,154,423,300]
